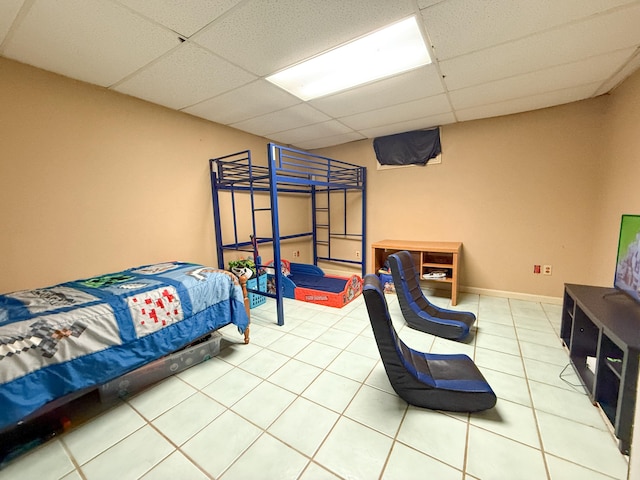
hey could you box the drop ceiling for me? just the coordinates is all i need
[2,0,640,150]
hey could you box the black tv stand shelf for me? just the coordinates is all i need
[561,283,640,454]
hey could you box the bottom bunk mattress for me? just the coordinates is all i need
[0,261,249,431]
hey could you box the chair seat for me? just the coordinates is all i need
[363,274,496,412]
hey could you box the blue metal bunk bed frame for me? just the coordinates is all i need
[210,143,367,326]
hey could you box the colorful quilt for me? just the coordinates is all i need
[0,261,249,431]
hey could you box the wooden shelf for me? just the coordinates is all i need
[371,240,462,305]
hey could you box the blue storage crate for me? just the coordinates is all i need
[247,274,267,308]
[378,273,395,294]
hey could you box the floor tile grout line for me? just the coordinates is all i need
[461,294,481,478]
[58,438,85,480]
[510,297,553,480]
[208,313,372,479]
[376,405,411,480]
[59,399,149,471]
[223,305,417,479]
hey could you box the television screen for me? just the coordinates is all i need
[614,214,640,303]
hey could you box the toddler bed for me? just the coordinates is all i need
[268,260,362,308]
[0,261,249,432]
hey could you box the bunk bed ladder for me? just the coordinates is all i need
[313,184,367,279]
[312,185,330,264]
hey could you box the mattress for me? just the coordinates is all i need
[0,261,249,431]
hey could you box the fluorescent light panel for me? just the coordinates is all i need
[267,16,431,101]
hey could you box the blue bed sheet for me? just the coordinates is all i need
[0,261,249,431]
[288,273,348,293]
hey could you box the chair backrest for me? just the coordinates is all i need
[388,251,437,315]
[363,274,496,411]
[362,274,435,388]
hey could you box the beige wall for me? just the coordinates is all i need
[2,54,639,300]
[592,70,640,285]
[320,92,617,299]
[0,57,269,292]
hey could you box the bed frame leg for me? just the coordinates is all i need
[239,276,251,344]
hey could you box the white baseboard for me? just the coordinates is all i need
[460,285,563,305]
[317,266,564,305]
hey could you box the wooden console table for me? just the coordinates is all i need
[371,240,462,305]
[561,284,640,454]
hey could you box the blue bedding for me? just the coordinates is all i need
[0,261,249,431]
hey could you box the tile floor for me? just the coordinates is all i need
[0,291,631,480]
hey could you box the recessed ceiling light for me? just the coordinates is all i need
[266,16,431,101]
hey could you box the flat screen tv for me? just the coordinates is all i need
[614,214,640,303]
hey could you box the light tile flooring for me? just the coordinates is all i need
[0,292,631,480]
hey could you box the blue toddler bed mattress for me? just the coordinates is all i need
[288,273,349,293]
[0,261,249,431]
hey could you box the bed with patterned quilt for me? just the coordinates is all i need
[0,261,250,432]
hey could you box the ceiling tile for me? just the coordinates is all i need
[358,112,456,139]
[339,94,452,130]
[417,0,445,8]
[192,0,414,76]
[455,83,601,122]
[595,48,640,95]
[421,0,638,60]
[295,132,366,150]
[3,0,180,87]
[440,3,640,90]
[309,66,444,118]
[231,104,332,137]
[0,0,23,45]
[183,80,301,125]
[449,49,634,110]
[116,0,243,37]
[2,0,639,149]
[113,42,256,110]
[268,120,353,145]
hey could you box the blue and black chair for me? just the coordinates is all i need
[363,274,496,412]
[388,251,475,341]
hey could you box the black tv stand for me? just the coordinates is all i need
[561,284,640,454]
[602,290,628,300]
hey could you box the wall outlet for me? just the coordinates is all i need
[293,250,300,258]
[543,265,552,275]
[355,250,360,258]
[533,265,541,274]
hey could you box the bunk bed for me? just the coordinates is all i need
[210,143,366,326]
[0,261,250,434]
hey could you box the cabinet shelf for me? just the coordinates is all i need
[371,240,462,305]
[422,262,454,268]
[422,277,453,284]
[604,358,623,379]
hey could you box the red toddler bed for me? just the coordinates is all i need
[268,260,362,308]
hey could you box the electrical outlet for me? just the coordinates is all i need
[533,265,541,274]
[293,250,299,258]
[543,265,552,275]
[355,251,360,258]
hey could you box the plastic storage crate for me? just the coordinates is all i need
[98,332,222,402]
[247,274,267,308]
[379,273,395,294]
